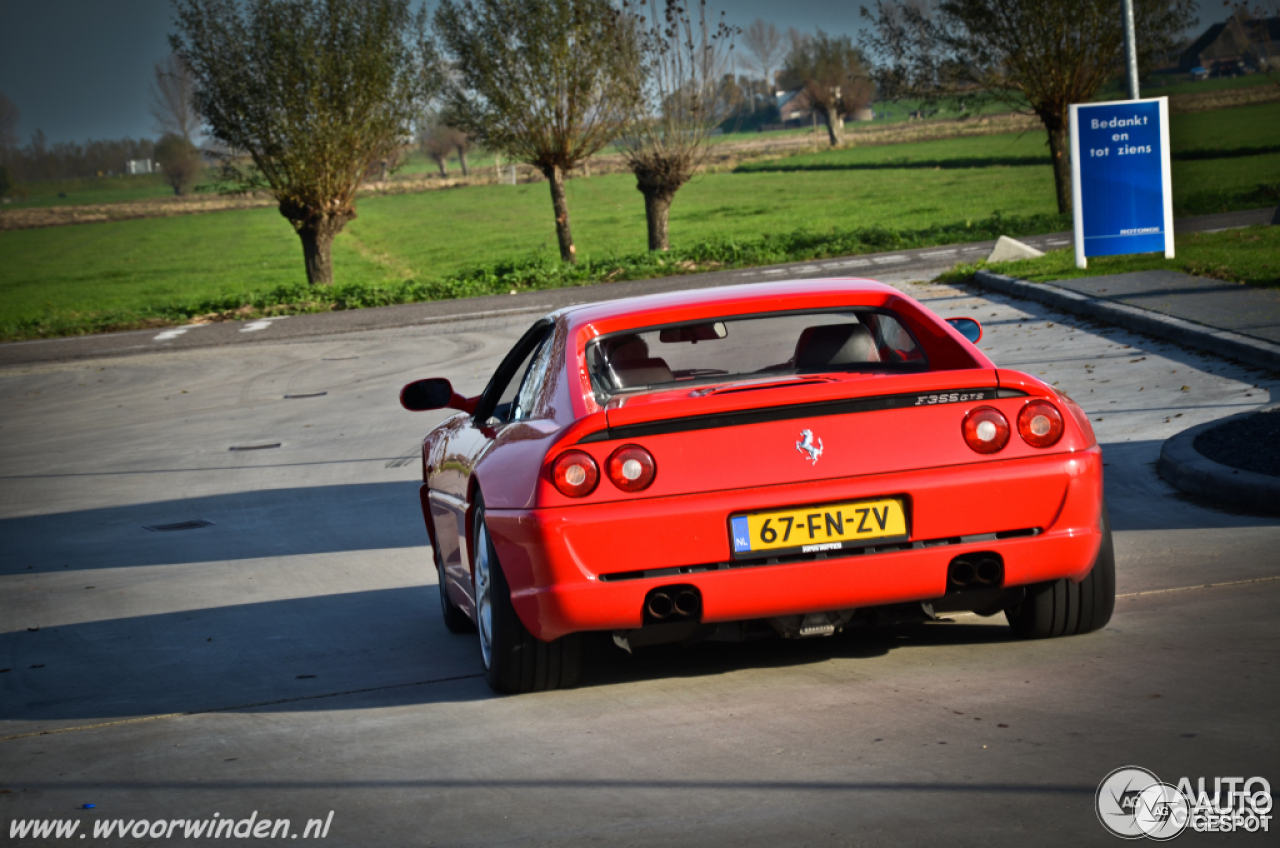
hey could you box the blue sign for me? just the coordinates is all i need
[1069,97,1174,268]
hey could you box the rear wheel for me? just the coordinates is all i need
[431,530,474,634]
[1006,504,1116,639]
[474,493,583,693]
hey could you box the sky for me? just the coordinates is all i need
[0,0,1232,146]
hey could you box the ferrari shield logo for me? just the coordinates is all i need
[796,429,824,464]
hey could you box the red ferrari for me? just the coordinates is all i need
[401,279,1113,694]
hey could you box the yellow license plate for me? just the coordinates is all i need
[730,498,908,559]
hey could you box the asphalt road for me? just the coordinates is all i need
[2,265,1278,846]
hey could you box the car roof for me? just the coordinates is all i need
[553,278,910,330]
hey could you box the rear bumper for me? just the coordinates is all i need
[486,447,1104,640]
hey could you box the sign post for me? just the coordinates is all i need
[1069,97,1174,269]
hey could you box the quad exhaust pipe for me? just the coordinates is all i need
[644,585,701,623]
[948,554,1004,590]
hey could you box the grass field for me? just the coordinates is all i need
[2,101,1278,340]
[940,225,1280,289]
[2,172,191,208]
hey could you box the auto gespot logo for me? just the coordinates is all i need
[1096,766,1272,839]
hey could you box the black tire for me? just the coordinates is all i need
[473,493,583,694]
[1006,503,1116,639]
[431,529,474,634]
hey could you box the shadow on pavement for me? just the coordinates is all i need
[1102,439,1280,532]
[0,481,425,574]
[3,593,1024,725]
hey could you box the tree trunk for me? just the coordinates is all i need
[633,159,691,253]
[544,164,576,263]
[823,104,843,146]
[642,188,675,251]
[1044,116,1072,215]
[290,211,352,285]
[457,146,468,176]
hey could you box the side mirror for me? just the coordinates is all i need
[946,317,983,344]
[401,378,475,413]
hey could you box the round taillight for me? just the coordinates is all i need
[606,444,656,492]
[962,406,1010,454]
[1018,400,1065,448]
[551,450,599,497]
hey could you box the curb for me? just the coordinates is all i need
[1157,407,1280,515]
[972,270,1280,375]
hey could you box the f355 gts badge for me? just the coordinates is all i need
[796,429,824,464]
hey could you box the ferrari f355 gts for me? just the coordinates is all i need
[401,280,1113,693]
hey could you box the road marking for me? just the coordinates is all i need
[871,255,909,264]
[920,250,957,257]
[241,316,290,333]
[821,258,872,269]
[1045,239,1071,246]
[153,326,196,342]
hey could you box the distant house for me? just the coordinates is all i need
[776,88,815,124]
[774,88,874,127]
[1180,17,1280,73]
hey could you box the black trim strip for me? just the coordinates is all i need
[596,527,1042,583]
[578,387,1028,443]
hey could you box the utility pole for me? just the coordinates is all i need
[1122,0,1141,100]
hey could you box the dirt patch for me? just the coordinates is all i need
[1169,84,1280,113]
[0,193,278,231]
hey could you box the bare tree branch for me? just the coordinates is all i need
[149,54,201,142]
[741,18,782,109]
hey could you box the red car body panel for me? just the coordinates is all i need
[412,279,1105,641]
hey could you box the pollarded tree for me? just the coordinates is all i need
[435,0,642,263]
[783,30,875,147]
[154,132,203,195]
[616,0,738,251]
[420,115,459,177]
[169,0,440,285]
[454,130,472,177]
[860,0,1197,214]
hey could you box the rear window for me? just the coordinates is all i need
[586,309,927,399]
